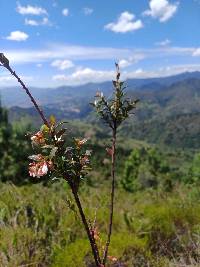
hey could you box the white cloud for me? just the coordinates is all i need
[143,0,179,22]
[62,8,69,16]
[25,18,38,26]
[192,48,200,57]
[83,7,93,15]
[25,17,52,26]
[52,68,115,85]
[118,54,145,68]
[118,59,132,68]
[5,31,29,41]
[2,43,196,68]
[0,75,33,86]
[36,63,42,68]
[125,64,200,79]
[16,2,48,16]
[51,63,200,86]
[3,44,131,64]
[42,18,52,26]
[155,39,171,46]
[105,11,143,33]
[51,59,74,70]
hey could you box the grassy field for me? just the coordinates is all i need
[0,181,200,267]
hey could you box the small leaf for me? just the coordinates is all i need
[28,155,41,161]
[41,145,54,149]
[0,53,9,67]
[50,147,58,158]
[50,115,56,126]
[40,124,49,133]
[112,80,117,87]
[56,128,67,138]
[85,150,92,156]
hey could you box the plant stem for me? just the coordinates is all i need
[71,186,101,267]
[102,125,117,265]
[6,65,50,128]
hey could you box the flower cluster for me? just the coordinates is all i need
[28,117,91,192]
[31,131,45,146]
[29,154,53,178]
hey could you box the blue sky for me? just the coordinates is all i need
[1,0,200,87]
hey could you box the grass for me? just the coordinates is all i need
[0,182,200,266]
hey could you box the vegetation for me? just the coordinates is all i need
[0,100,32,184]
[1,94,200,266]
[0,54,200,266]
[1,183,200,266]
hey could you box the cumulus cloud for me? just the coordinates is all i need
[51,59,74,70]
[25,18,38,26]
[105,11,143,33]
[3,43,196,69]
[5,31,29,41]
[143,0,179,22]
[25,17,52,26]
[83,7,93,15]
[52,68,115,85]
[16,2,48,16]
[51,63,200,86]
[192,48,200,57]
[118,54,145,68]
[62,8,69,16]
[155,39,171,46]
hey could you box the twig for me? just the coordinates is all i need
[102,125,117,265]
[0,54,49,128]
[71,186,102,267]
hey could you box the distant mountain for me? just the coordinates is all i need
[126,71,200,89]
[1,71,200,108]
[1,71,200,149]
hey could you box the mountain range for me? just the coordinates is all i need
[1,71,200,149]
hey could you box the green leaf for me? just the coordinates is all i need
[50,115,56,126]
[40,124,49,133]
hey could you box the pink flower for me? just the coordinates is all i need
[31,131,45,145]
[29,155,53,178]
[37,161,48,177]
[108,255,118,262]
[29,162,38,177]
[81,155,90,166]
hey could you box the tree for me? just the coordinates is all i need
[186,153,200,184]
[121,147,172,192]
[0,98,32,184]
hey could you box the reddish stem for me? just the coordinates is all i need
[102,125,117,265]
[71,186,101,267]
[6,65,50,128]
